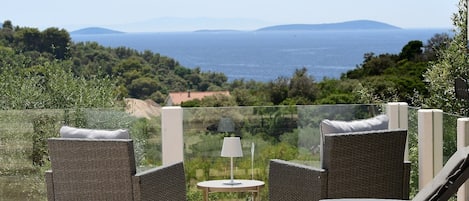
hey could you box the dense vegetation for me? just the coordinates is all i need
[0,20,229,108]
[0,18,455,110]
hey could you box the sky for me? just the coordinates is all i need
[2,0,460,32]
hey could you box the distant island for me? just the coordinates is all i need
[256,20,401,31]
[193,20,401,33]
[68,20,400,34]
[71,27,124,35]
[194,29,243,33]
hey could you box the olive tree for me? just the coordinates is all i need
[0,49,118,109]
[423,0,468,115]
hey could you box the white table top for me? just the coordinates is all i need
[197,179,264,189]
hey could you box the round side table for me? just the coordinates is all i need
[197,179,265,201]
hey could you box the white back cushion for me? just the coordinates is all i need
[60,126,130,139]
[320,114,389,135]
[319,114,389,168]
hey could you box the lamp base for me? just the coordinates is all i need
[223,180,242,185]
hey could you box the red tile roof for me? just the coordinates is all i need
[166,91,230,106]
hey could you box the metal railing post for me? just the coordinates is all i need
[417,109,443,190]
[161,106,184,165]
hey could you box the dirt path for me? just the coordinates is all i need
[124,98,161,119]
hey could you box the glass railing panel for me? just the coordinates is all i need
[407,106,420,197]
[182,106,275,183]
[297,104,386,167]
[406,107,462,198]
[0,109,53,200]
[441,112,461,163]
[182,104,385,200]
[0,108,160,200]
[440,112,463,201]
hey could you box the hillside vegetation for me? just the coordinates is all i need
[0,20,452,109]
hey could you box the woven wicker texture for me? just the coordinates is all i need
[46,138,186,201]
[319,146,469,201]
[269,159,327,201]
[269,129,409,201]
[324,129,407,199]
[133,162,186,201]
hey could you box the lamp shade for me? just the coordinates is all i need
[221,137,243,157]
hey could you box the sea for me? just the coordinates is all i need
[71,28,451,82]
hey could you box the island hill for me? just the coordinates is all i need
[71,20,400,34]
[256,20,401,31]
[70,27,124,35]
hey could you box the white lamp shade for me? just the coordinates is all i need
[221,137,243,157]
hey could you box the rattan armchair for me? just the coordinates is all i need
[45,138,186,201]
[269,129,410,201]
[320,145,469,201]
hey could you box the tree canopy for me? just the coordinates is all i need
[423,0,468,115]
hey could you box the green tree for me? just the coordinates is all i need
[315,78,359,104]
[14,27,42,52]
[423,33,452,61]
[69,41,119,77]
[128,77,160,99]
[205,72,228,87]
[200,94,237,107]
[344,53,383,79]
[423,0,468,115]
[41,27,71,59]
[180,99,202,107]
[231,88,256,106]
[2,20,13,29]
[399,40,423,61]
[268,77,289,105]
[114,56,145,76]
[288,68,317,104]
[0,20,14,45]
[0,53,118,109]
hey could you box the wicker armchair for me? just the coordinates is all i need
[269,129,410,201]
[45,138,186,201]
[320,145,469,201]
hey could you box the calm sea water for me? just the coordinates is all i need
[71,29,450,82]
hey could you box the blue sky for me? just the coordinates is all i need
[3,0,459,32]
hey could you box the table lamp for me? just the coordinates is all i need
[221,136,243,185]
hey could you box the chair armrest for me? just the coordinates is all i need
[402,161,411,200]
[45,170,54,201]
[132,162,186,201]
[269,159,327,201]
